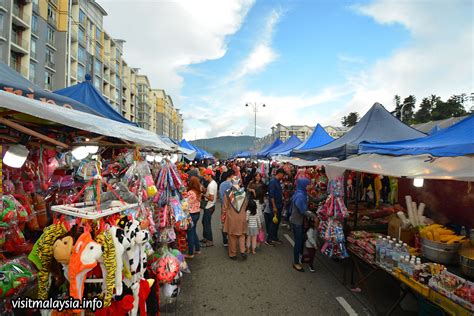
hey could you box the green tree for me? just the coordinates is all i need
[414,97,432,123]
[431,95,467,120]
[213,151,224,160]
[393,95,402,119]
[401,95,416,122]
[341,112,360,127]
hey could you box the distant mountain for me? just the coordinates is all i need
[190,136,257,158]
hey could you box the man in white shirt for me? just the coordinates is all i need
[202,168,218,247]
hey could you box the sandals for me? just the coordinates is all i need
[293,264,305,272]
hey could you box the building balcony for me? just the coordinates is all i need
[10,32,29,54]
[45,60,56,71]
[0,0,7,12]
[10,60,28,77]
[71,27,78,42]
[12,5,30,29]
[32,1,39,13]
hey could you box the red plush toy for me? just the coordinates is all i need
[94,295,134,316]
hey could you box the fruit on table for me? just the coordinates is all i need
[420,224,466,243]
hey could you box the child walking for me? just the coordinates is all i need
[303,217,319,272]
[246,200,262,254]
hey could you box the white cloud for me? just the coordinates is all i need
[99,0,255,99]
[337,0,474,119]
[229,8,282,82]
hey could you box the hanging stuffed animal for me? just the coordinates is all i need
[52,235,74,280]
[119,216,150,316]
[95,231,116,307]
[109,225,130,297]
[29,223,67,299]
[68,231,102,302]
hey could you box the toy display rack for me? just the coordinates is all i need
[51,201,138,220]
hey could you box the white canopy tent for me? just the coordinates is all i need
[273,155,338,167]
[0,91,172,151]
[332,154,474,182]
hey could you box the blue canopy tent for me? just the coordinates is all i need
[293,103,425,160]
[0,61,101,116]
[266,135,302,157]
[428,124,441,135]
[257,138,283,158]
[234,151,252,158]
[287,124,334,156]
[359,114,474,157]
[179,139,214,160]
[54,75,137,126]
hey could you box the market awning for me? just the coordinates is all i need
[257,138,283,158]
[0,61,103,116]
[273,155,337,167]
[266,135,302,157]
[331,153,474,181]
[0,90,172,151]
[359,114,474,157]
[293,103,426,160]
[288,123,334,156]
[54,76,137,126]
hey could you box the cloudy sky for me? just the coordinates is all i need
[100,0,473,140]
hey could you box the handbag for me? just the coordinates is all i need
[257,229,265,243]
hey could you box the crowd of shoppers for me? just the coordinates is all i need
[182,160,322,272]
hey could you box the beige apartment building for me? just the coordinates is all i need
[0,0,183,139]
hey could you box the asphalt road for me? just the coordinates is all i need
[164,203,374,315]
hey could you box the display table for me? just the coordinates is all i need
[345,248,472,316]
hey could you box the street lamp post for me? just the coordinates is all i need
[245,102,266,139]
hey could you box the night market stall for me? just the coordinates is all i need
[0,91,193,316]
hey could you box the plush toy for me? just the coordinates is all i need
[119,216,150,316]
[95,231,116,307]
[53,236,74,265]
[109,225,130,297]
[101,182,139,204]
[29,223,67,299]
[68,231,102,302]
[138,279,154,316]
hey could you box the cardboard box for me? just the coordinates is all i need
[388,215,415,245]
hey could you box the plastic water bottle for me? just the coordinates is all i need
[402,243,409,257]
[385,241,394,270]
[379,238,387,267]
[375,236,383,263]
[392,244,401,268]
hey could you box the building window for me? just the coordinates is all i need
[31,15,38,34]
[94,76,102,90]
[47,4,56,25]
[95,27,101,41]
[115,61,119,73]
[78,46,86,63]
[29,63,35,82]
[30,38,37,59]
[78,28,85,45]
[0,13,4,36]
[94,59,102,75]
[79,10,86,25]
[77,64,85,81]
[44,71,53,90]
[32,0,39,12]
[45,48,55,68]
[115,89,120,102]
[47,27,55,46]
[95,44,101,57]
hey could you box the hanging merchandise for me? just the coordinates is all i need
[318,174,350,259]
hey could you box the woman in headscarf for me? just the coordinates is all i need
[289,177,316,272]
[186,176,203,258]
[222,178,249,260]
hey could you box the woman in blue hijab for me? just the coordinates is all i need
[289,177,315,272]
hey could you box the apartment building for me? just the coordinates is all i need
[0,0,184,139]
[0,0,69,90]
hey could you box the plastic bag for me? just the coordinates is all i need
[0,255,36,299]
[257,229,265,243]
